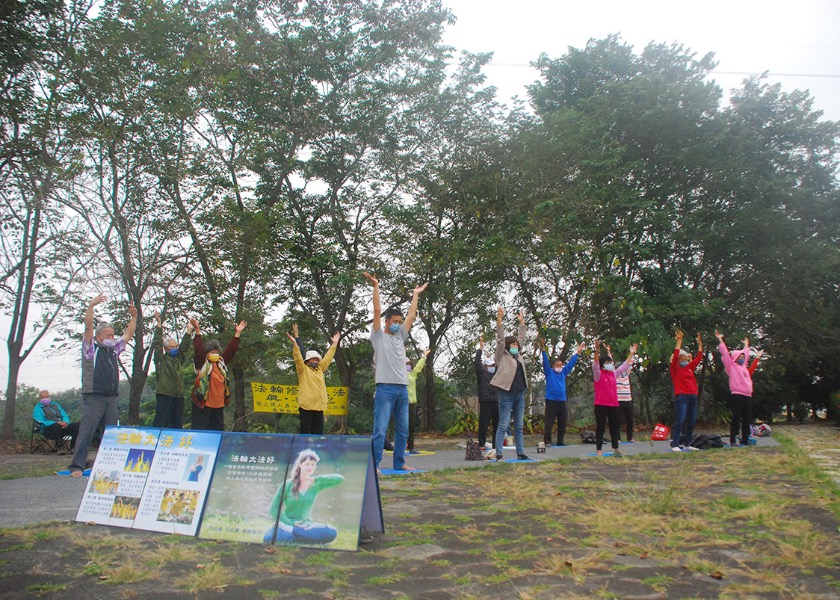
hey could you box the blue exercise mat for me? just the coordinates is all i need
[380,468,427,475]
[584,452,619,457]
[55,468,92,477]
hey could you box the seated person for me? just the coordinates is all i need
[33,390,80,453]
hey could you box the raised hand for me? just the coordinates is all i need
[128,303,137,319]
[675,329,684,341]
[285,331,297,344]
[576,341,586,353]
[189,318,200,335]
[413,282,429,295]
[89,293,106,307]
[516,310,525,324]
[363,272,379,286]
[741,336,750,346]
[714,330,724,341]
[755,350,764,359]
[292,323,299,337]
[423,348,431,358]
[629,343,639,354]
[235,321,248,335]
[154,311,162,326]
[696,333,702,346]
[497,306,504,323]
[330,331,341,345]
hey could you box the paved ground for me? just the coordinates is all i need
[780,423,840,485]
[0,432,782,528]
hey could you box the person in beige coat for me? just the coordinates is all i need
[490,307,530,461]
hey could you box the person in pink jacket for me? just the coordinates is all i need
[592,340,638,457]
[715,331,754,446]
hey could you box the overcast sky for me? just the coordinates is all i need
[3,0,839,395]
[441,0,840,121]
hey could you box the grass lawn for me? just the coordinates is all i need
[0,433,838,599]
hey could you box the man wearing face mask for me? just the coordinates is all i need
[540,338,585,448]
[715,331,757,447]
[363,272,428,472]
[152,311,194,429]
[33,390,80,453]
[475,336,499,455]
[669,330,704,451]
[286,325,341,435]
[189,317,247,431]
[69,294,137,476]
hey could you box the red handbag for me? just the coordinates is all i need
[651,423,670,441]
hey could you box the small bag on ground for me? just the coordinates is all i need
[580,430,596,444]
[651,423,670,441]
[464,435,484,461]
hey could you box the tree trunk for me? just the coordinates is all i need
[424,363,436,431]
[232,364,246,431]
[2,355,22,440]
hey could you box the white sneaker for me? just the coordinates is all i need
[671,446,682,452]
[484,448,496,460]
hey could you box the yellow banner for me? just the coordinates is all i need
[250,382,349,415]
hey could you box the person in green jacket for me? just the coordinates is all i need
[152,311,193,429]
[406,348,430,453]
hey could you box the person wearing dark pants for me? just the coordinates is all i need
[592,340,637,457]
[716,331,760,446]
[475,338,499,451]
[286,324,340,435]
[539,338,584,446]
[190,318,247,431]
[33,391,80,453]
[152,312,193,429]
[70,294,136,476]
[406,348,430,452]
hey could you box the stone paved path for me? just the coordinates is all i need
[773,420,840,485]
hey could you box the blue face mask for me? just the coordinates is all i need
[736,357,746,365]
[487,367,496,374]
[168,348,179,357]
[679,360,689,367]
[509,347,519,356]
[388,323,401,334]
[603,363,615,371]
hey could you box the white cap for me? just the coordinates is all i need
[482,357,495,366]
[304,350,322,361]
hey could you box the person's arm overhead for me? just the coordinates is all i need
[84,294,106,344]
[403,282,428,333]
[363,272,381,331]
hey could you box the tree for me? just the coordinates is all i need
[0,0,93,440]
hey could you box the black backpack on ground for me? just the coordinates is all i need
[690,434,724,449]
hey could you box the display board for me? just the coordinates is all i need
[75,427,160,527]
[133,430,222,535]
[251,382,349,415]
[75,427,382,551]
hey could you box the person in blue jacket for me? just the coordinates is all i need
[540,339,585,447]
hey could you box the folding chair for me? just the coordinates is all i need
[30,421,71,454]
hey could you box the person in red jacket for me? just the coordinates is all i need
[668,330,703,452]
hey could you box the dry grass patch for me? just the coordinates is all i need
[179,561,240,592]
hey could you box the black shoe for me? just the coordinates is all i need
[517,454,531,460]
[556,443,568,447]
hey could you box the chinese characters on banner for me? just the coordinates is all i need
[75,427,159,527]
[250,382,349,415]
[133,430,222,535]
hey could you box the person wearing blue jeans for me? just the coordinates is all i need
[669,330,703,451]
[364,272,428,472]
[671,394,698,449]
[490,306,530,461]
